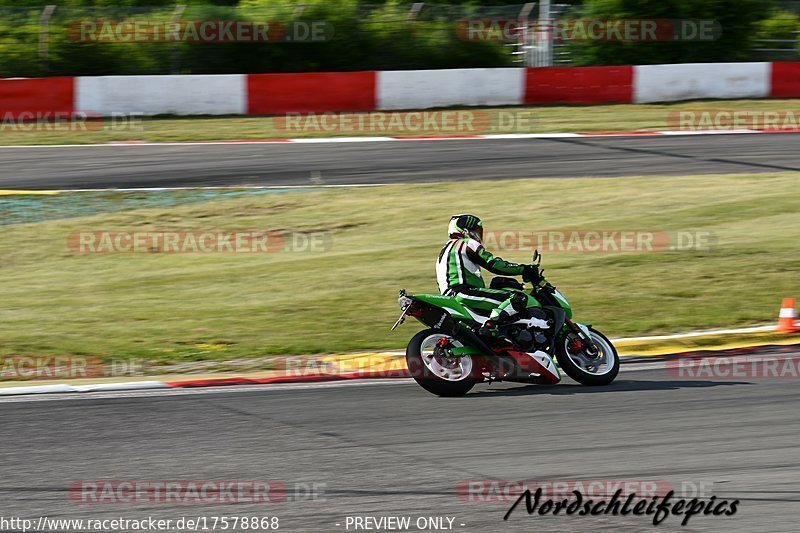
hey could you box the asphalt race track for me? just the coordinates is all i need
[1,133,800,190]
[1,352,799,533]
[2,134,799,532]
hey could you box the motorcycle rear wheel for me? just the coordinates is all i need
[406,329,477,397]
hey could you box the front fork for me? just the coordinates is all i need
[564,319,599,357]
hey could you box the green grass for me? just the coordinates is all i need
[2,99,799,145]
[0,173,798,363]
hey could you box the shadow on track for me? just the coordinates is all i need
[467,379,752,397]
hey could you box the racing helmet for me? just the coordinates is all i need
[448,214,484,242]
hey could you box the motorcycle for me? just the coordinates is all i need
[391,251,619,396]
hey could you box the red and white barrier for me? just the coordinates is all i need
[525,66,633,104]
[633,62,770,103]
[247,71,375,114]
[377,68,525,109]
[0,77,74,118]
[770,62,800,98]
[1,62,799,118]
[76,74,247,115]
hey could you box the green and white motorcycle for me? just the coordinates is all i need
[392,252,619,396]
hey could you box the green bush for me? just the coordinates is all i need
[0,0,510,76]
[565,0,769,66]
[0,8,40,77]
[0,1,787,76]
[753,9,799,57]
[755,9,800,40]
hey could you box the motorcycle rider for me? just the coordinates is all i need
[436,214,542,335]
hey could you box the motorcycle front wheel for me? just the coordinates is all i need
[406,329,477,397]
[555,327,620,386]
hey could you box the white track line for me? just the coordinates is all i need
[0,378,415,403]
[0,183,388,195]
[6,350,799,403]
[0,128,778,150]
[60,184,386,193]
[384,323,777,348]
[0,323,782,397]
[0,380,170,396]
[613,324,776,343]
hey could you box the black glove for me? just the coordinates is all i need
[522,264,540,283]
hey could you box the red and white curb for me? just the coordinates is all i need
[0,381,171,395]
[0,370,407,397]
[0,127,798,150]
[0,325,789,397]
[97,128,800,143]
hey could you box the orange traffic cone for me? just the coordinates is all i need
[778,298,798,333]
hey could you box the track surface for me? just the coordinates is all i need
[1,133,800,189]
[2,135,799,532]
[2,352,799,533]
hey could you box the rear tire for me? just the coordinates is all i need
[406,329,476,397]
[555,327,619,386]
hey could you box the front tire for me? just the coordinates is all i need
[555,327,619,386]
[406,329,476,397]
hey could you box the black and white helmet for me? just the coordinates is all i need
[448,214,484,243]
